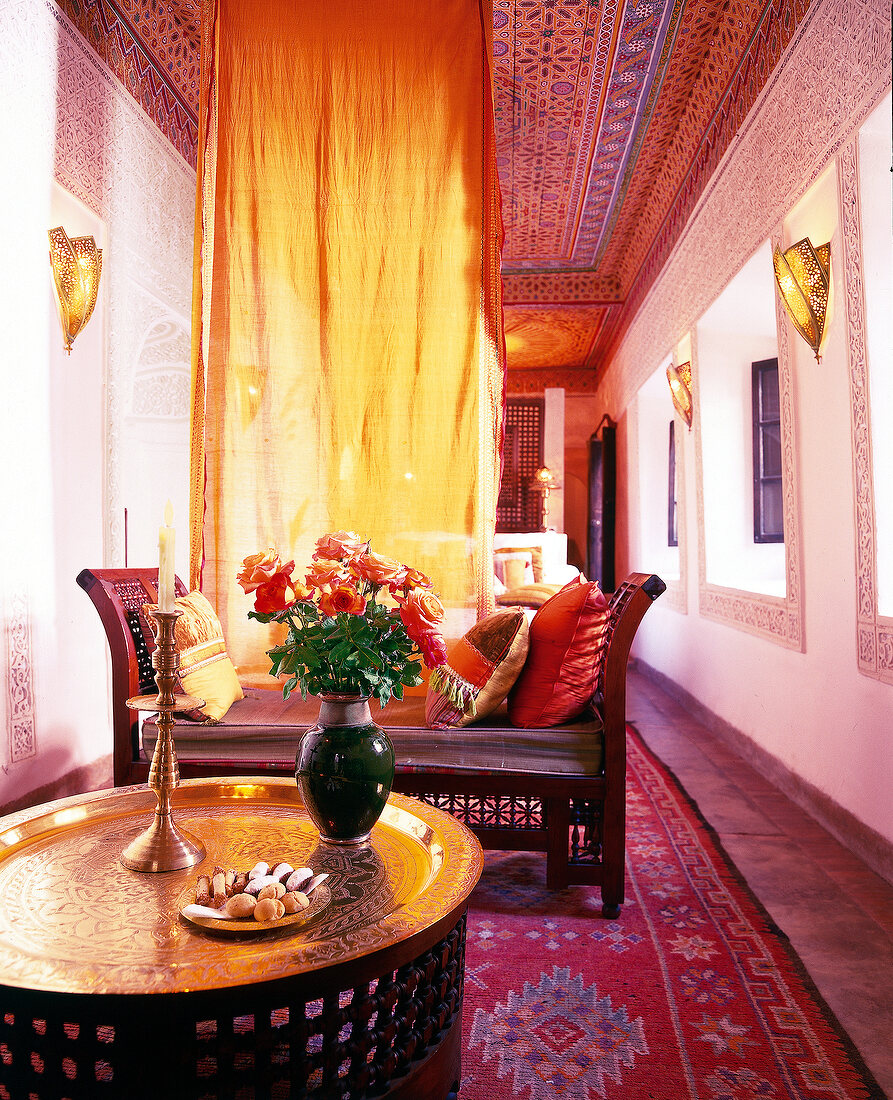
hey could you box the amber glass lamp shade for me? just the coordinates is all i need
[531,466,559,493]
[772,237,830,362]
[666,361,693,429]
[48,226,103,354]
[530,466,560,531]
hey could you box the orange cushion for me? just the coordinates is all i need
[426,609,529,729]
[507,576,610,728]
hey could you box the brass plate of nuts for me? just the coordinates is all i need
[178,881,331,936]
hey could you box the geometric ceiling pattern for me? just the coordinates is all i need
[59,0,814,390]
[57,0,200,164]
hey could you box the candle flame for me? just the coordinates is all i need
[164,499,174,526]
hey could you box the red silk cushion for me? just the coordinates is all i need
[507,576,610,728]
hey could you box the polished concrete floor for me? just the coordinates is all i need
[627,666,893,1098]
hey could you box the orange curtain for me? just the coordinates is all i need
[191,0,504,676]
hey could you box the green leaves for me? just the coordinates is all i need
[253,598,425,707]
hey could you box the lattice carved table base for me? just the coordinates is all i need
[0,915,466,1100]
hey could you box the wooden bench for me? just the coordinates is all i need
[77,568,664,916]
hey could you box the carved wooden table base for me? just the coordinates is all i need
[0,781,483,1099]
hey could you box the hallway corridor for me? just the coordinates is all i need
[627,666,893,1096]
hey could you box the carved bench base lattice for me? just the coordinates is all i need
[0,915,467,1100]
[413,791,545,832]
[410,792,605,869]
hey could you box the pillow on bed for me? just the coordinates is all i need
[507,576,610,728]
[493,550,534,590]
[143,591,243,723]
[495,545,544,583]
[497,582,563,609]
[426,608,529,729]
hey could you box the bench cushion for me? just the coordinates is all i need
[143,689,604,776]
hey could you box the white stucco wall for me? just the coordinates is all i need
[625,105,892,854]
[0,3,194,807]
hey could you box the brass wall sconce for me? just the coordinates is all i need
[666,361,693,430]
[48,226,103,354]
[530,466,560,531]
[772,237,830,362]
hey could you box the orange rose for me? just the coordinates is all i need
[350,550,404,587]
[402,567,433,591]
[237,548,289,593]
[318,583,366,617]
[398,589,445,639]
[314,530,366,561]
[306,558,348,589]
[291,580,313,602]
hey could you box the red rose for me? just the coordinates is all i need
[306,558,348,589]
[398,589,445,637]
[318,583,366,617]
[254,572,294,613]
[402,567,433,591]
[416,628,448,669]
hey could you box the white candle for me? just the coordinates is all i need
[158,500,176,612]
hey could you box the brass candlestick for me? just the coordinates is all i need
[121,608,206,872]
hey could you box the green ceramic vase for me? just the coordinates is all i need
[295,693,395,844]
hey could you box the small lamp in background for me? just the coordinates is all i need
[772,237,830,362]
[666,361,693,430]
[48,226,103,354]
[531,466,560,531]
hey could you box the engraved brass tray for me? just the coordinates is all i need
[0,780,483,996]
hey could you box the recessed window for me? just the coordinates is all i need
[752,358,783,543]
[668,421,678,547]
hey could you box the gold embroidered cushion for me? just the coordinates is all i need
[425,608,529,729]
[143,591,243,722]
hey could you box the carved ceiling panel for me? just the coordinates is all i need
[60,0,815,387]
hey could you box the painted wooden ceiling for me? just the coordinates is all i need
[60,0,811,391]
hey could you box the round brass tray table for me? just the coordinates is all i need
[0,780,483,1100]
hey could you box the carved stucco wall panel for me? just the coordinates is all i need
[5,594,37,765]
[600,0,891,417]
[601,0,889,648]
[50,0,195,566]
[131,318,191,419]
[838,137,892,684]
[2,2,194,771]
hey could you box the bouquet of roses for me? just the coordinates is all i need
[237,531,448,707]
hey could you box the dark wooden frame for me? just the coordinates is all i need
[77,569,665,917]
[752,357,784,543]
[497,396,545,532]
[588,421,616,592]
[668,419,678,547]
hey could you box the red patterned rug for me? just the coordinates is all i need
[459,728,884,1100]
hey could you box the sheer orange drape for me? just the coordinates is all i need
[190,0,504,676]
